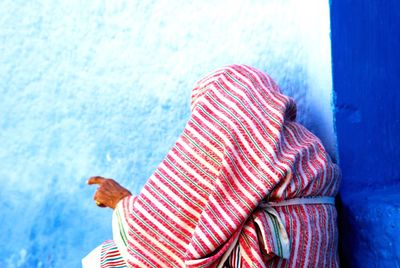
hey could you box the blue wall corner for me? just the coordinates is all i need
[330,0,400,266]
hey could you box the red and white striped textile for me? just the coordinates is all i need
[85,64,341,267]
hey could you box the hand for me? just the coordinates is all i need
[87,176,132,209]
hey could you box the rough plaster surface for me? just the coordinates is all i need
[338,188,400,267]
[331,0,400,266]
[0,1,334,267]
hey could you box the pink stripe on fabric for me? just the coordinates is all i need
[96,64,340,268]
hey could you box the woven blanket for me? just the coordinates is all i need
[89,64,341,267]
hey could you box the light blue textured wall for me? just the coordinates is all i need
[0,1,334,267]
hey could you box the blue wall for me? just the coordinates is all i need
[330,0,400,266]
[0,1,335,267]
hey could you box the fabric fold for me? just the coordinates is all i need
[112,196,138,263]
[88,64,340,268]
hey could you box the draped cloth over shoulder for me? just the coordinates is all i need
[85,64,341,268]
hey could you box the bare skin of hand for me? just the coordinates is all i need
[87,176,132,209]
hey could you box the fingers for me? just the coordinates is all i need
[88,176,130,209]
[89,176,109,208]
[87,176,106,185]
[93,191,106,208]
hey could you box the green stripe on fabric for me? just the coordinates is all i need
[174,145,216,182]
[100,256,124,264]
[197,101,273,195]
[225,71,282,129]
[128,228,177,267]
[115,209,128,247]
[155,169,203,210]
[225,151,263,200]
[213,183,242,223]
[209,88,285,178]
[205,96,280,186]
[190,118,224,149]
[207,202,231,234]
[164,157,209,196]
[223,73,295,169]
[241,232,251,247]
[199,220,219,245]
[182,132,220,166]
[270,214,283,256]
[147,183,197,226]
[140,197,191,240]
[131,209,186,256]
[126,246,158,268]
[192,236,208,256]
[220,172,252,212]
[197,103,274,188]
[284,205,294,258]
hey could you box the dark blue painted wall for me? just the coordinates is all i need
[330,0,400,266]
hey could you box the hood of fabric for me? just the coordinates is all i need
[111,64,340,267]
[190,64,297,121]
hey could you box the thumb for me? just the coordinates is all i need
[87,176,106,185]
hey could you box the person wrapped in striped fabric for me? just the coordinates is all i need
[83,64,341,267]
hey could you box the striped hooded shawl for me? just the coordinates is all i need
[96,64,341,267]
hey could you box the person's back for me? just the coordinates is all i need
[221,119,340,267]
[84,64,340,268]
